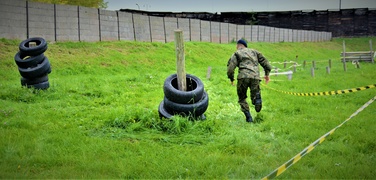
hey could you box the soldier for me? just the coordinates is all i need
[227,39,272,123]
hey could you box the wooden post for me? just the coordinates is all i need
[284,60,287,68]
[206,66,212,79]
[329,59,332,68]
[174,30,186,91]
[303,60,306,68]
[342,40,346,63]
[343,60,347,72]
[311,67,315,77]
[293,62,297,72]
[326,66,330,74]
[312,60,316,69]
[370,39,374,64]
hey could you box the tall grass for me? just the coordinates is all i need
[0,37,375,178]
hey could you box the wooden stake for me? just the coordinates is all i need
[326,66,330,74]
[342,40,346,63]
[284,60,287,68]
[293,62,297,72]
[206,66,212,79]
[303,60,306,68]
[174,30,186,91]
[312,60,316,69]
[343,60,347,72]
[311,67,315,77]
[329,59,332,68]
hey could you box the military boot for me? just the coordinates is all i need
[254,92,262,113]
[243,111,253,123]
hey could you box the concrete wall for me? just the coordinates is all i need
[0,0,27,40]
[190,19,200,41]
[79,6,99,42]
[220,23,229,43]
[150,16,165,42]
[118,11,134,41]
[99,10,118,41]
[178,18,190,41]
[200,20,210,42]
[133,14,150,42]
[28,1,55,41]
[164,17,177,42]
[264,26,271,42]
[271,27,276,42]
[228,24,237,42]
[244,25,252,42]
[251,26,258,42]
[56,4,78,41]
[0,0,332,43]
[210,21,220,43]
[237,25,245,40]
[258,26,265,42]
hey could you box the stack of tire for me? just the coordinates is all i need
[14,37,51,90]
[158,74,209,120]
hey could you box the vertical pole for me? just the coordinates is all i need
[284,60,287,68]
[293,62,297,73]
[174,30,186,91]
[370,39,374,64]
[326,66,330,74]
[342,40,346,63]
[343,39,347,72]
[312,60,316,69]
[311,67,315,77]
[329,59,332,68]
[303,60,306,68]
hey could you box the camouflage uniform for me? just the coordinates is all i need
[227,47,272,112]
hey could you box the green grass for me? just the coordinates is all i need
[0,37,375,179]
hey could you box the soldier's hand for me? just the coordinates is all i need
[264,76,270,84]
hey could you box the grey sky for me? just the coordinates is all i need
[106,0,376,12]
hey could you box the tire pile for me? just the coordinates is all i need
[158,74,209,120]
[14,37,51,90]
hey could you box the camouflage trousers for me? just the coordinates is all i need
[236,78,261,112]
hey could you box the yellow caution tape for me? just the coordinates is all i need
[263,84,376,96]
[261,96,376,180]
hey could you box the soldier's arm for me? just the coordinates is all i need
[256,51,272,76]
[227,54,238,82]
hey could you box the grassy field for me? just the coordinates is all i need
[0,37,375,179]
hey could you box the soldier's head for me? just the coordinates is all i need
[237,39,247,49]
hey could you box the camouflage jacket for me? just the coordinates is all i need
[227,47,272,81]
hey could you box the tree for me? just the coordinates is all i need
[29,0,108,9]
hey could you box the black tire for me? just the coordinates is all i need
[14,51,45,68]
[163,74,204,104]
[21,75,48,86]
[19,37,48,56]
[163,91,209,117]
[158,101,173,119]
[18,57,51,79]
[24,81,49,90]
[47,66,52,74]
